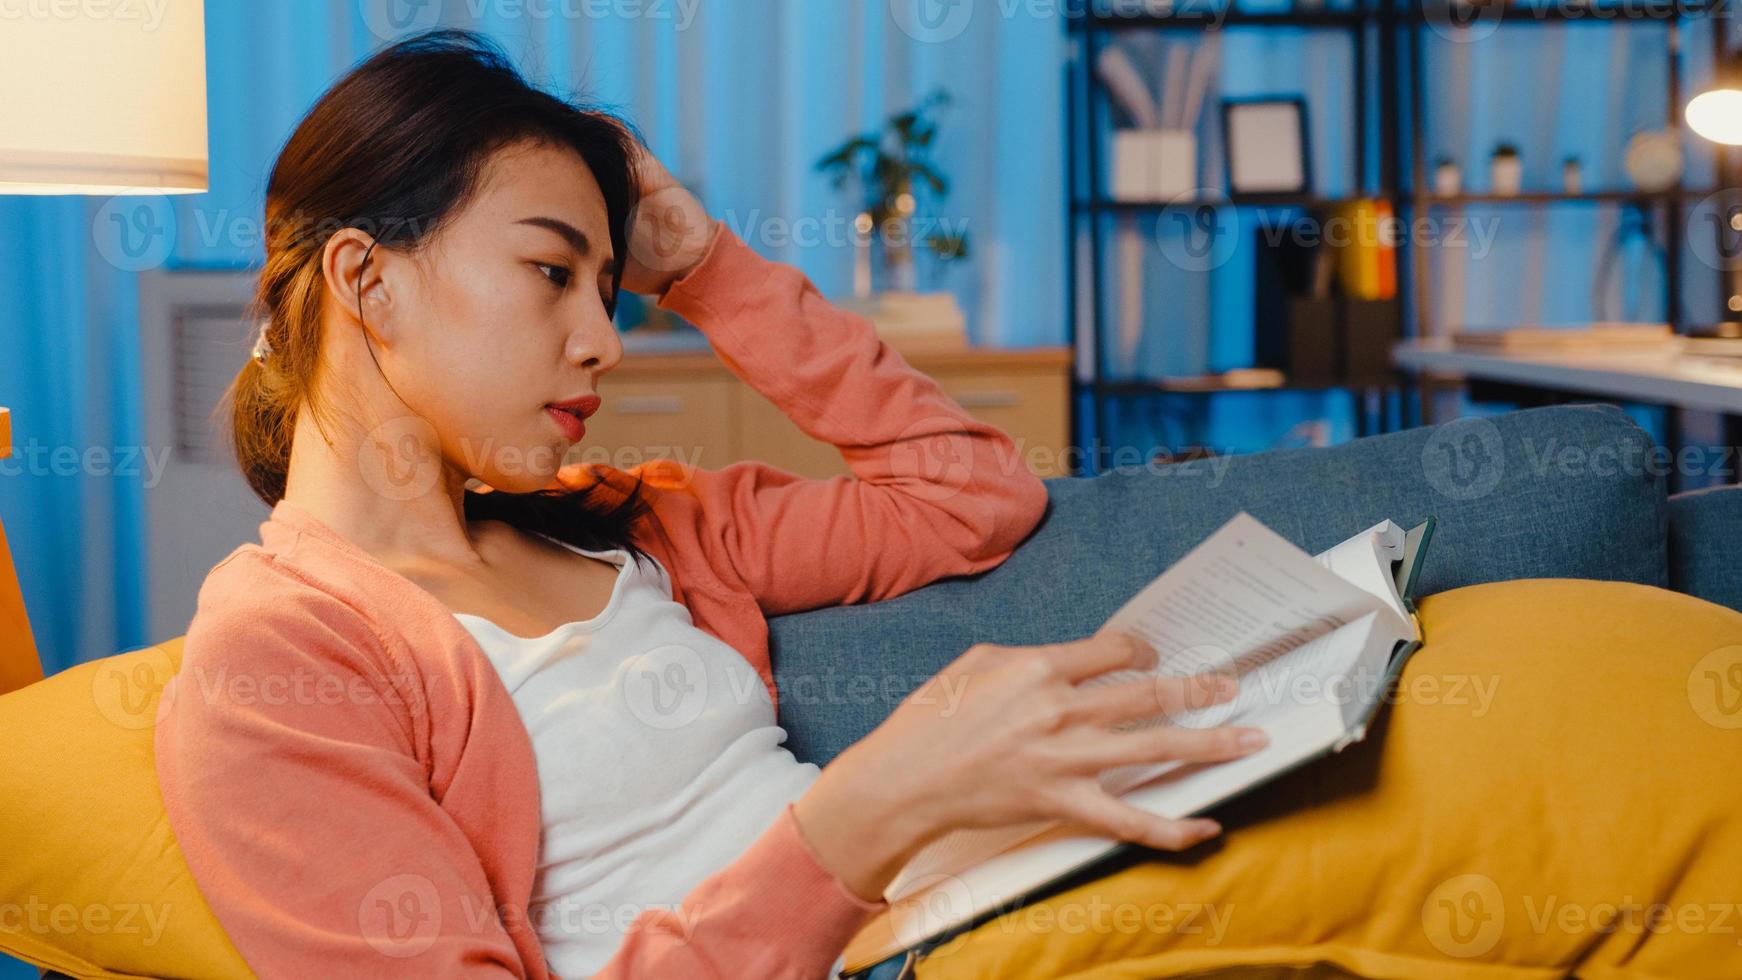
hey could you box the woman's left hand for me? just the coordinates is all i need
[621,143,719,297]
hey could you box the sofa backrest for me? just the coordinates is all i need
[1668,483,1742,612]
[768,403,1669,765]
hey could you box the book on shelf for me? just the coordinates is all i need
[841,511,1437,975]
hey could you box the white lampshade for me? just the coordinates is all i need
[0,0,208,195]
[1686,87,1742,147]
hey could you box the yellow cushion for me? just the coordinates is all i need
[0,638,252,980]
[910,580,1742,979]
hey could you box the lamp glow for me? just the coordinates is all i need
[1686,87,1742,146]
[0,0,208,195]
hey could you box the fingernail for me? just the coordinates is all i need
[1238,729,1269,749]
[1216,675,1240,698]
[1194,819,1221,836]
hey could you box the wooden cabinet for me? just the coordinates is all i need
[572,346,1073,478]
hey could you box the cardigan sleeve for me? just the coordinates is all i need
[635,225,1051,617]
[155,575,535,978]
[594,802,886,979]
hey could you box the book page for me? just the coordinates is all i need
[1312,520,1413,633]
[883,513,1393,902]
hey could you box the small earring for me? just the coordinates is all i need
[251,326,274,363]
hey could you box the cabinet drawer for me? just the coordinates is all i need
[735,369,1070,479]
[929,369,1070,477]
[573,378,736,471]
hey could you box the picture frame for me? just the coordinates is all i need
[1221,96,1312,195]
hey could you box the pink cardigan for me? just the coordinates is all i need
[155,226,1051,978]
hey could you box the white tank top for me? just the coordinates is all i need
[452,533,823,977]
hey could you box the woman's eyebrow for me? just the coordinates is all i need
[515,216,594,257]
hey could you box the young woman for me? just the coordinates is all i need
[154,30,1267,979]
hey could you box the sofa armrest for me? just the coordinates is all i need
[1668,484,1742,612]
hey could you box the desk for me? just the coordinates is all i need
[1393,339,1742,415]
[1392,338,1742,487]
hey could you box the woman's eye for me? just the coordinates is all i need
[536,263,572,288]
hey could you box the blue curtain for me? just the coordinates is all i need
[0,0,1721,682]
[0,0,1066,679]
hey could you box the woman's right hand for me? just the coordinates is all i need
[791,631,1268,903]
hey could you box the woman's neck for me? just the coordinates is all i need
[280,399,489,571]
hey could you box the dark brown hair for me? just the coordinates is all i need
[224,28,651,561]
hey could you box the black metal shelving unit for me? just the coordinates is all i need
[1066,2,1399,473]
[1065,0,1726,475]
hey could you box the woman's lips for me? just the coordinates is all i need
[545,405,587,442]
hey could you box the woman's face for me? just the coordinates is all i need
[368,139,623,495]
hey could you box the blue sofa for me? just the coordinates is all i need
[768,403,1742,769]
[28,402,1741,980]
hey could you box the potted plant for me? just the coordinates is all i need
[815,88,970,295]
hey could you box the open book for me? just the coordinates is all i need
[840,511,1435,975]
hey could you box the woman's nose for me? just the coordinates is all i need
[566,314,623,374]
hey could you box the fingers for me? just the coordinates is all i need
[1065,671,1240,728]
[1038,630,1159,685]
[1088,722,1270,770]
[1054,787,1222,852]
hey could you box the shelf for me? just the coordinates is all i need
[1413,189,1719,207]
[1077,194,1371,212]
[1093,377,1388,395]
[1409,1,1705,26]
[1069,1,1705,33]
[1075,8,1371,30]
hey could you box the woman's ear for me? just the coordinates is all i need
[320,227,396,346]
